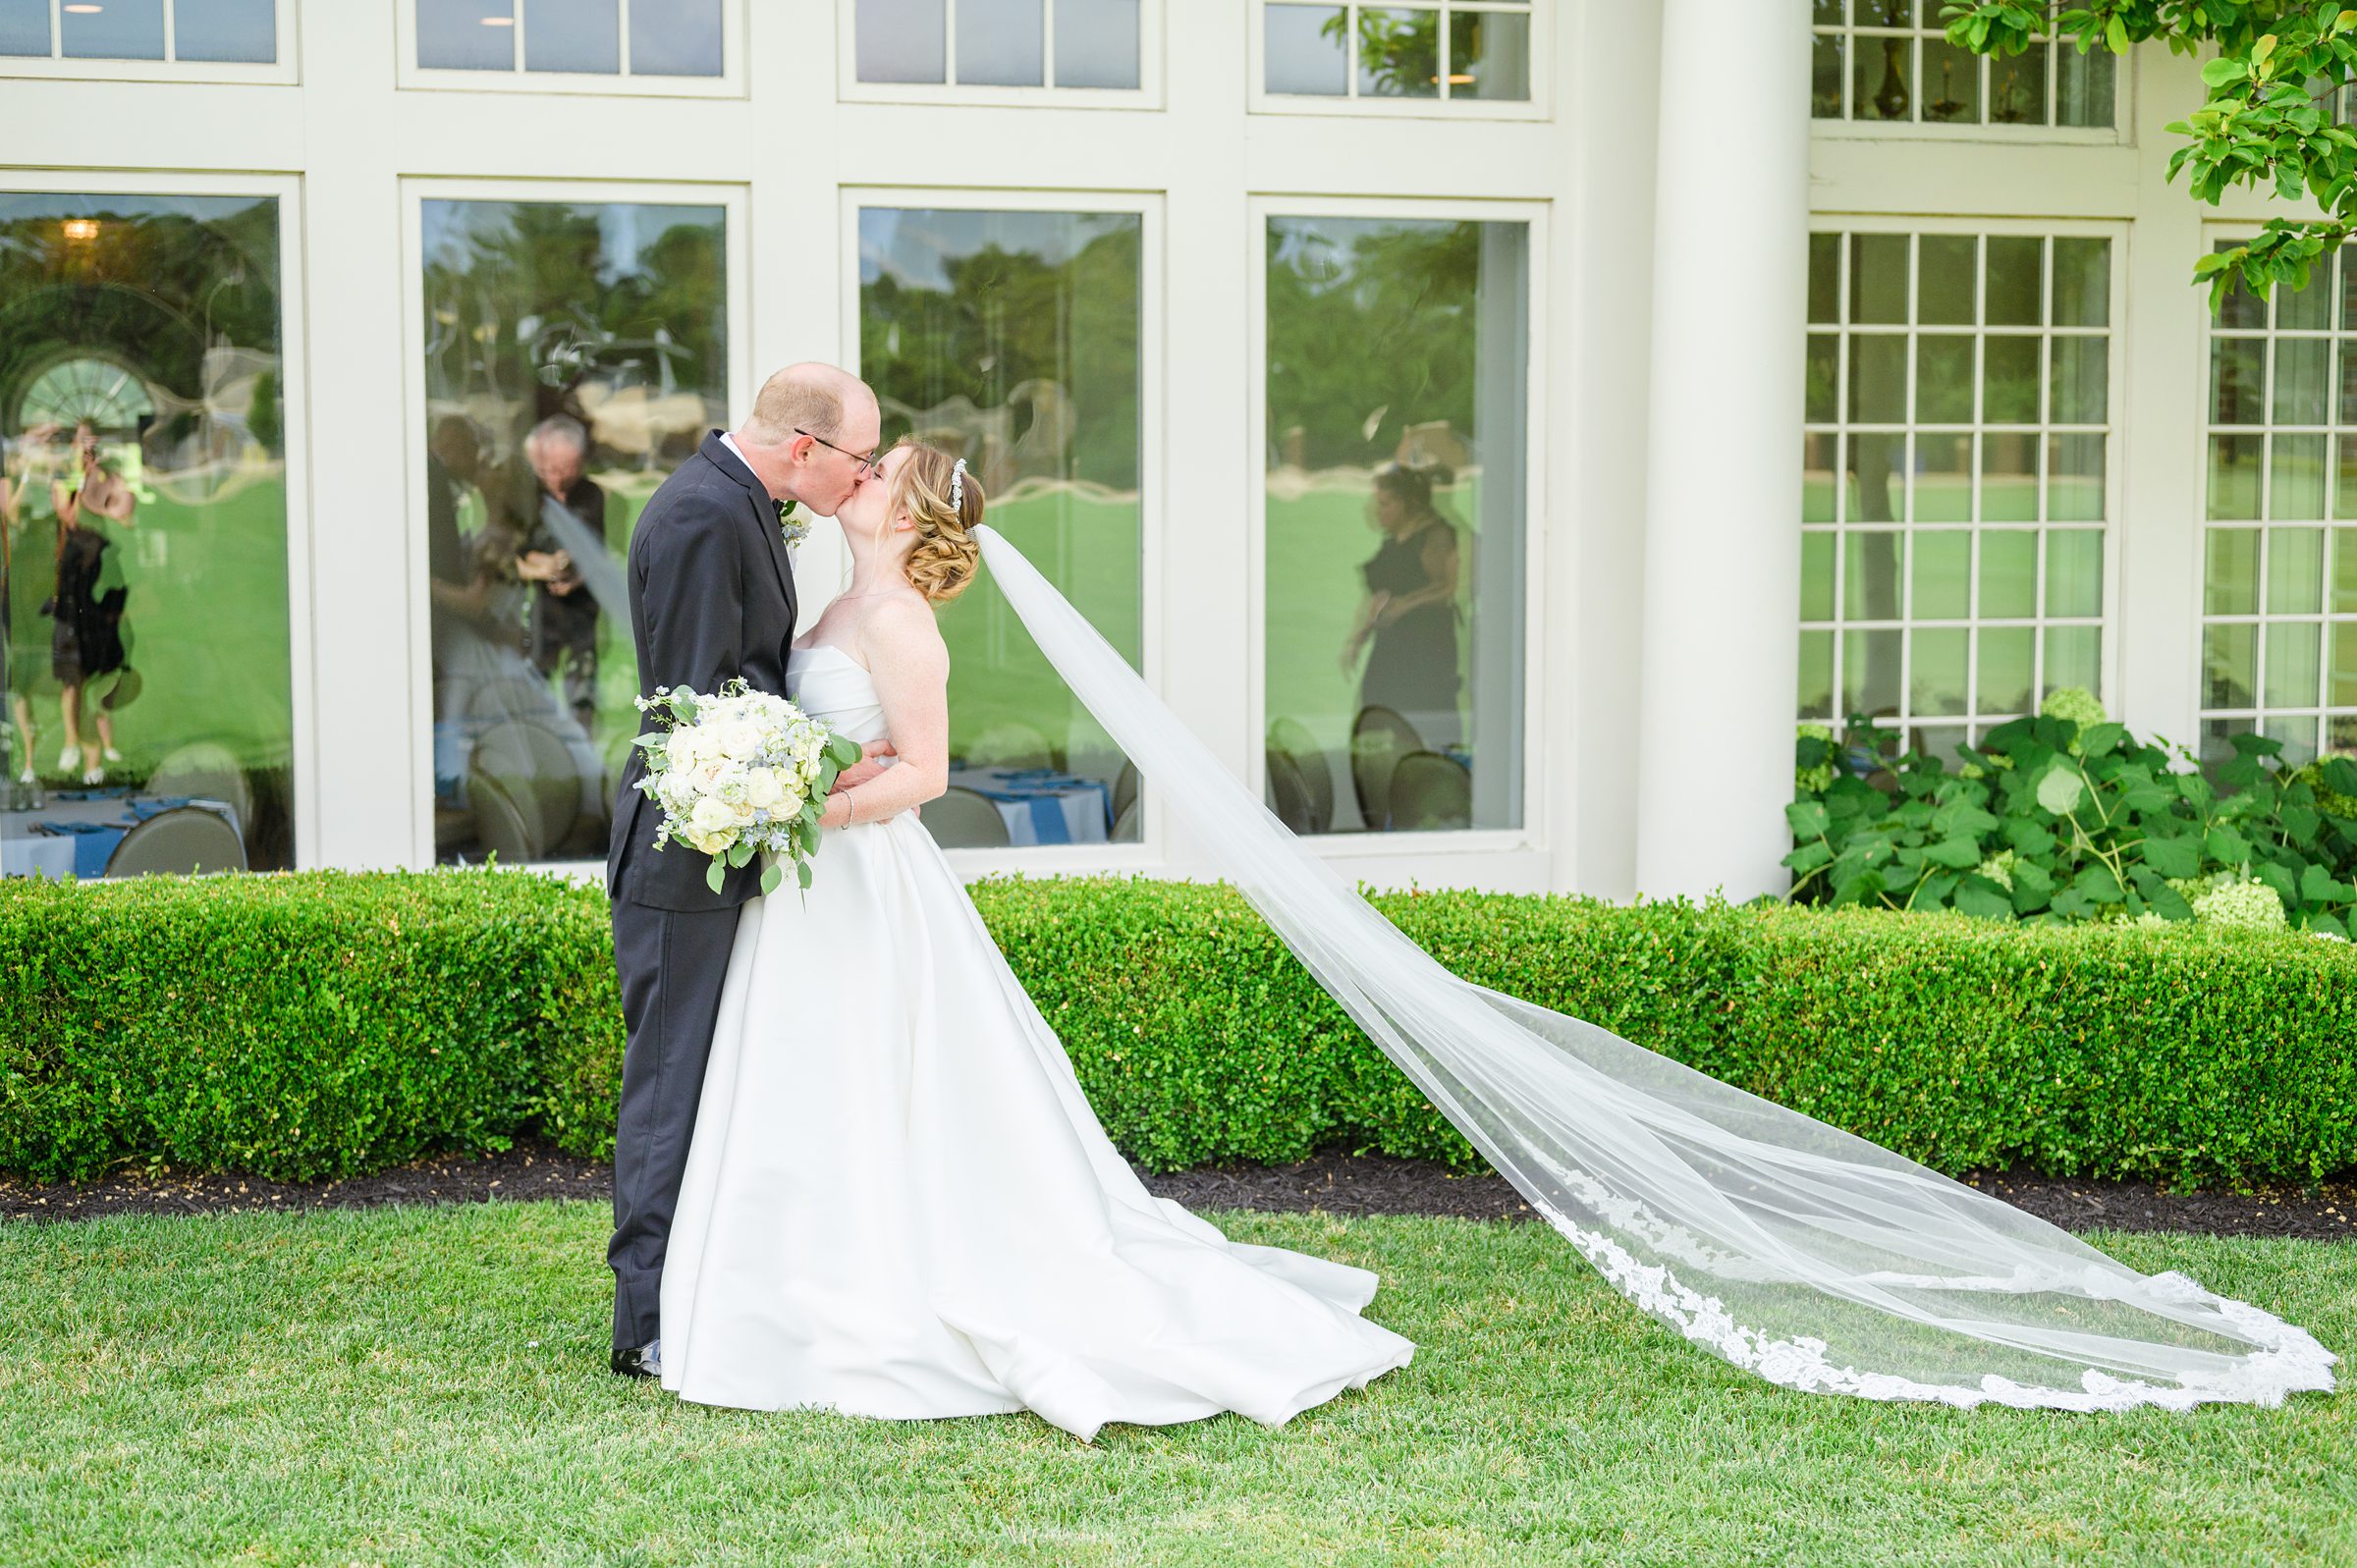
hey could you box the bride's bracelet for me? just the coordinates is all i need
[843,785,859,827]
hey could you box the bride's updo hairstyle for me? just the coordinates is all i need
[888,440,986,603]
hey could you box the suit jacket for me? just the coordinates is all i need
[606,432,799,910]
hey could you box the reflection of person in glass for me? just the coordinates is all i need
[0,431,48,788]
[44,423,136,786]
[1340,460,1460,744]
[516,415,607,733]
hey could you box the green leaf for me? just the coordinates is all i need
[2202,56,2250,87]
[2256,860,2301,907]
[2077,722,2128,757]
[1954,876,2013,920]
[2300,861,2350,903]
[2037,765,2086,817]
[2071,864,2125,904]
[1784,840,1836,875]
[2106,15,2128,53]
[2206,824,2254,864]
[760,861,784,896]
[727,840,753,869]
[1923,836,1984,869]
[2322,756,2357,794]
[2138,833,2203,880]
[797,858,815,892]
[705,859,727,894]
[1786,800,1831,839]
[827,734,864,768]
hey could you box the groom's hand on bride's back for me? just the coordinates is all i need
[830,739,917,818]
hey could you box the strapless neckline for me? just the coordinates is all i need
[789,643,864,672]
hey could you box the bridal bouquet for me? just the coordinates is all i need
[632,680,864,894]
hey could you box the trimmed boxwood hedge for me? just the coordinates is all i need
[2,870,2350,1187]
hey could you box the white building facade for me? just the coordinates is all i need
[0,2,2335,900]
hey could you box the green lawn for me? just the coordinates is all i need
[1,1202,2346,1566]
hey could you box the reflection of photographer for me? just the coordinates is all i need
[516,415,607,733]
[1341,460,1461,744]
[38,423,137,785]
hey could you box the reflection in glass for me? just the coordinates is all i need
[630,0,723,76]
[1978,529,2037,619]
[2205,623,2257,708]
[1057,0,1140,88]
[1266,6,1346,95]
[1989,43,2047,124]
[0,192,292,878]
[1911,529,1969,619]
[418,0,516,71]
[1356,7,1438,97]
[856,0,946,81]
[2204,528,2259,615]
[1853,34,1912,122]
[1811,31,1844,119]
[61,0,163,58]
[860,207,1144,847]
[176,0,276,63]
[524,0,619,74]
[1917,235,1974,326]
[959,0,1045,86]
[1266,216,1528,833]
[419,199,728,866]
[2056,43,2114,128]
[2266,622,2321,709]
[0,0,47,56]
[2045,528,2103,618]
[2269,527,2326,614]
[1918,39,1979,123]
[1450,9,1528,100]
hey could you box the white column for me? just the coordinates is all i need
[1632,0,1812,900]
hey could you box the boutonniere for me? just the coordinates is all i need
[776,499,808,551]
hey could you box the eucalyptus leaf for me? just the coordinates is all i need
[705,859,727,894]
[760,861,784,896]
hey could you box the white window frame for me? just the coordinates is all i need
[396,0,744,99]
[397,176,754,872]
[839,185,1167,877]
[1800,213,2130,751]
[0,0,298,84]
[0,168,319,868]
[835,0,1164,110]
[1248,0,1549,123]
[2193,220,2357,769]
[1245,192,1549,857]
[1809,12,2133,146]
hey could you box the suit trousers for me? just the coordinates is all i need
[608,895,742,1352]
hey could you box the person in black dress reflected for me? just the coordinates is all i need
[45,423,135,786]
[1340,460,1461,747]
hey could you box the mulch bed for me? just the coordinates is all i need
[2,1140,2350,1241]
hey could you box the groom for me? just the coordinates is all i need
[605,362,885,1379]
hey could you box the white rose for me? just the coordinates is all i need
[719,721,764,760]
[744,769,788,812]
[688,795,738,840]
[666,728,708,768]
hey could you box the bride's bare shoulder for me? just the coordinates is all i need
[856,589,949,674]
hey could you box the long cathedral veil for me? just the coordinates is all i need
[973,525,2336,1411]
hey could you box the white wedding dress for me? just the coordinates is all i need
[658,645,1415,1441]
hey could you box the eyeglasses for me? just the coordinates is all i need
[795,427,881,475]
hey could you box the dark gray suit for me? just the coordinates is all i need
[606,431,798,1355]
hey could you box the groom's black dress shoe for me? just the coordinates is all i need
[611,1343,660,1379]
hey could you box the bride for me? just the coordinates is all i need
[663,439,2334,1437]
[657,443,1414,1440]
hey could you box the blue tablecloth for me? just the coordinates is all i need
[4,789,241,879]
[949,768,1114,846]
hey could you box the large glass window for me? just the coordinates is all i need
[1263,1,1531,103]
[419,197,729,865]
[412,0,724,81]
[1264,214,1529,834]
[2200,253,2357,771]
[1811,2,2114,130]
[1801,228,2116,761]
[853,0,1143,91]
[1,191,293,880]
[0,0,279,66]
[858,204,1145,848]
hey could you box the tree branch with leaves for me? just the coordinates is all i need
[1943,2,2357,303]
